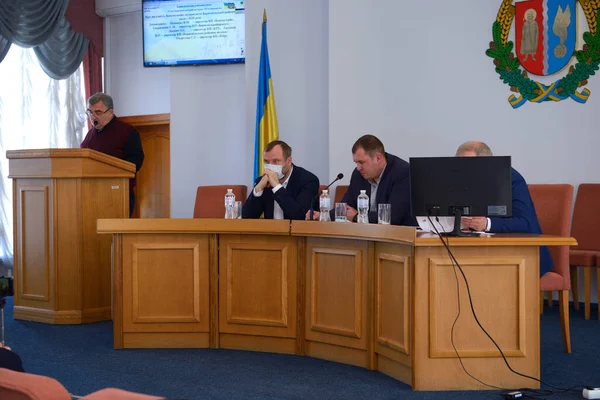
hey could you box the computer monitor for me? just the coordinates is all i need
[409,156,512,237]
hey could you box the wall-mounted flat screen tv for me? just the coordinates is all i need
[142,0,245,67]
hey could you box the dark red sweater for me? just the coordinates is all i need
[80,117,144,188]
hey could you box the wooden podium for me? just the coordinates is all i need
[7,149,135,324]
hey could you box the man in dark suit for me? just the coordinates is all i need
[309,135,415,226]
[242,140,319,220]
[457,141,553,276]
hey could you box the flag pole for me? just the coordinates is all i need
[263,9,267,22]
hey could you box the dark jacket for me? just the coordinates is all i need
[339,153,416,226]
[242,164,319,220]
[0,347,24,372]
[489,168,553,276]
[80,116,145,188]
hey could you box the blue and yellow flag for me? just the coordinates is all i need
[254,9,279,178]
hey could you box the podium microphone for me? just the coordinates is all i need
[310,173,344,220]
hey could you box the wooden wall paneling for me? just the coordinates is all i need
[119,114,170,218]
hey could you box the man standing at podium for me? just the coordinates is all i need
[80,93,144,217]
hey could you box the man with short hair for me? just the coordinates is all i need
[457,141,553,276]
[309,134,415,226]
[242,140,319,220]
[80,93,145,217]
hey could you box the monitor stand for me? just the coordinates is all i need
[440,209,481,237]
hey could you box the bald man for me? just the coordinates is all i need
[456,141,553,276]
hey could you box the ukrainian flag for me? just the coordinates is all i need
[254,9,279,178]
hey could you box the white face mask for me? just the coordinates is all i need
[264,163,285,179]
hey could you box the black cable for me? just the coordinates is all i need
[426,215,504,391]
[426,215,577,397]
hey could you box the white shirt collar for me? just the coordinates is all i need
[281,166,293,187]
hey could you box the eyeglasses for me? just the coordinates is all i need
[86,108,112,117]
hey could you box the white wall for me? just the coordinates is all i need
[170,0,329,217]
[329,0,600,187]
[244,0,329,188]
[328,0,599,304]
[170,64,246,216]
[105,0,598,302]
[106,2,329,217]
[105,2,600,206]
[105,13,170,116]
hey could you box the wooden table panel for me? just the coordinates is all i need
[120,233,210,348]
[413,245,539,390]
[218,234,297,354]
[99,219,577,390]
[304,237,371,368]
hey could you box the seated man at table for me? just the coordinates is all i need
[242,140,319,220]
[457,141,553,276]
[308,134,416,226]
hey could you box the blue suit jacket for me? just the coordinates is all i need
[242,164,319,220]
[489,168,553,276]
[338,153,417,226]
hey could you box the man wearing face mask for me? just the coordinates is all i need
[80,93,145,217]
[242,140,319,220]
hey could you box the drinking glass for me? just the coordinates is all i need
[335,202,348,222]
[233,201,243,219]
[378,203,391,225]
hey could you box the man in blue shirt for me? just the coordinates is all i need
[457,141,553,276]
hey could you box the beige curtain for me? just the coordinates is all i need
[0,46,86,269]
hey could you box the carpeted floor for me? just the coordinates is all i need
[2,296,599,400]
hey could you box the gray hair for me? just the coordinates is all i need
[88,92,114,110]
[455,141,494,156]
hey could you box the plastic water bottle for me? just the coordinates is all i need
[357,190,369,223]
[319,190,331,221]
[224,189,236,219]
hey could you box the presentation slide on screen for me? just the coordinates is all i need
[143,0,245,66]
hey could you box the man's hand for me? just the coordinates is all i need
[264,169,280,188]
[346,205,358,222]
[254,174,269,193]
[462,217,487,232]
[306,210,320,220]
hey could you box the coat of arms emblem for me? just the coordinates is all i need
[487,0,600,108]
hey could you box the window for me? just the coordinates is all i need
[0,46,87,265]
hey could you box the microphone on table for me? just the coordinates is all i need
[310,173,344,220]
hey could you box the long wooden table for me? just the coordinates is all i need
[97,219,576,391]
